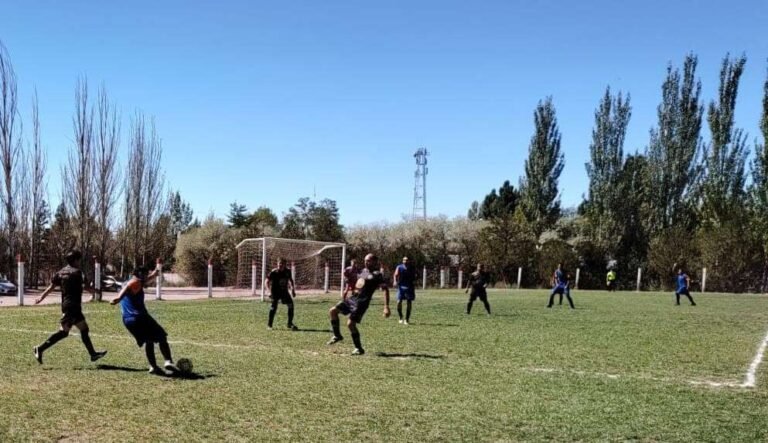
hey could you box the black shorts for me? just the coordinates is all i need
[270,292,293,305]
[469,289,487,302]
[123,315,168,347]
[60,308,85,328]
[335,297,371,323]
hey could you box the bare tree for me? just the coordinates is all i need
[28,89,48,287]
[123,112,165,267]
[62,78,95,268]
[93,85,121,297]
[0,41,22,280]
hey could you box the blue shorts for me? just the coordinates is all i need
[397,286,415,301]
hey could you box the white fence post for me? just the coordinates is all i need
[324,262,330,293]
[251,259,258,296]
[94,258,102,302]
[575,268,580,289]
[422,266,427,290]
[17,255,24,306]
[517,267,522,289]
[702,267,707,293]
[457,269,463,290]
[636,267,642,292]
[208,259,213,298]
[440,267,446,289]
[290,261,296,285]
[155,258,163,300]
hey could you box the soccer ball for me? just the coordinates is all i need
[176,358,193,374]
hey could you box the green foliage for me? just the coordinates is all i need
[279,197,344,242]
[583,87,632,255]
[697,219,763,293]
[519,97,564,236]
[169,191,194,236]
[227,201,249,228]
[701,54,749,226]
[174,216,244,285]
[480,207,536,284]
[479,180,520,219]
[647,226,699,290]
[645,54,704,234]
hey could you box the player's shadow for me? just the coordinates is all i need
[411,323,459,327]
[91,364,214,380]
[89,364,145,372]
[375,352,445,360]
[295,328,331,333]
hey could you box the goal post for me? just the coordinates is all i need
[236,237,346,301]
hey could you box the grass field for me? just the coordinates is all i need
[1,290,768,442]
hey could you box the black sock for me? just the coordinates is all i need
[547,293,556,306]
[467,301,473,314]
[287,305,295,326]
[145,342,157,368]
[38,330,68,352]
[675,293,680,304]
[406,302,412,321]
[351,331,362,350]
[80,329,97,355]
[397,303,403,320]
[566,295,575,309]
[268,303,278,327]
[483,301,491,314]
[331,319,342,338]
[159,340,172,362]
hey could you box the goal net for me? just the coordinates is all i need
[236,237,346,300]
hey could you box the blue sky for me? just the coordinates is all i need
[1,1,767,226]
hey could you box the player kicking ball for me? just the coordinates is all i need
[327,253,390,355]
[266,258,298,331]
[110,267,179,375]
[33,250,108,365]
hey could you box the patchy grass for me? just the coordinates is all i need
[1,290,767,441]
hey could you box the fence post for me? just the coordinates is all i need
[517,267,522,289]
[208,259,213,298]
[440,267,446,289]
[155,258,163,300]
[422,266,427,290]
[324,262,330,293]
[457,269,463,290]
[636,267,642,292]
[94,257,102,302]
[251,259,257,296]
[575,268,580,290]
[701,267,707,293]
[17,255,24,306]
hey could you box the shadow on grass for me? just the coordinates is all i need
[410,323,459,327]
[86,364,214,380]
[294,328,331,333]
[375,352,445,360]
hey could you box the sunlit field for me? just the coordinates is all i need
[1,290,767,441]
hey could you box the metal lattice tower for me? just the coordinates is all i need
[412,147,428,219]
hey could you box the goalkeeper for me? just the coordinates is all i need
[265,258,298,331]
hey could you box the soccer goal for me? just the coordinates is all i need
[235,237,346,301]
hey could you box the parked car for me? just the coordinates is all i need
[101,276,124,292]
[0,278,17,295]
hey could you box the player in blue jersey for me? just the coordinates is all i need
[265,258,298,330]
[674,268,696,306]
[393,256,416,325]
[33,250,108,365]
[111,267,179,375]
[547,264,575,309]
[327,253,390,355]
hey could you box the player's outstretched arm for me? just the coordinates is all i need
[110,280,132,305]
[34,283,56,304]
[289,276,296,297]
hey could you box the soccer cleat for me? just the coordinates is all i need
[403,320,409,325]
[351,348,365,355]
[33,346,43,364]
[266,326,273,330]
[90,350,108,362]
[288,324,299,331]
[546,305,553,308]
[398,319,404,324]
[326,335,343,345]
[148,366,165,375]
[164,361,179,373]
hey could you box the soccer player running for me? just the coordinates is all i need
[465,263,491,315]
[342,259,359,298]
[327,253,390,355]
[265,258,298,331]
[674,268,696,306]
[110,267,179,375]
[547,263,575,309]
[393,256,416,324]
[33,250,108,365]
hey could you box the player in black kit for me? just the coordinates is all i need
[465,263,491,315]
[32,250,108,364]
[266,258,298,330]
[326,253,390,355]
